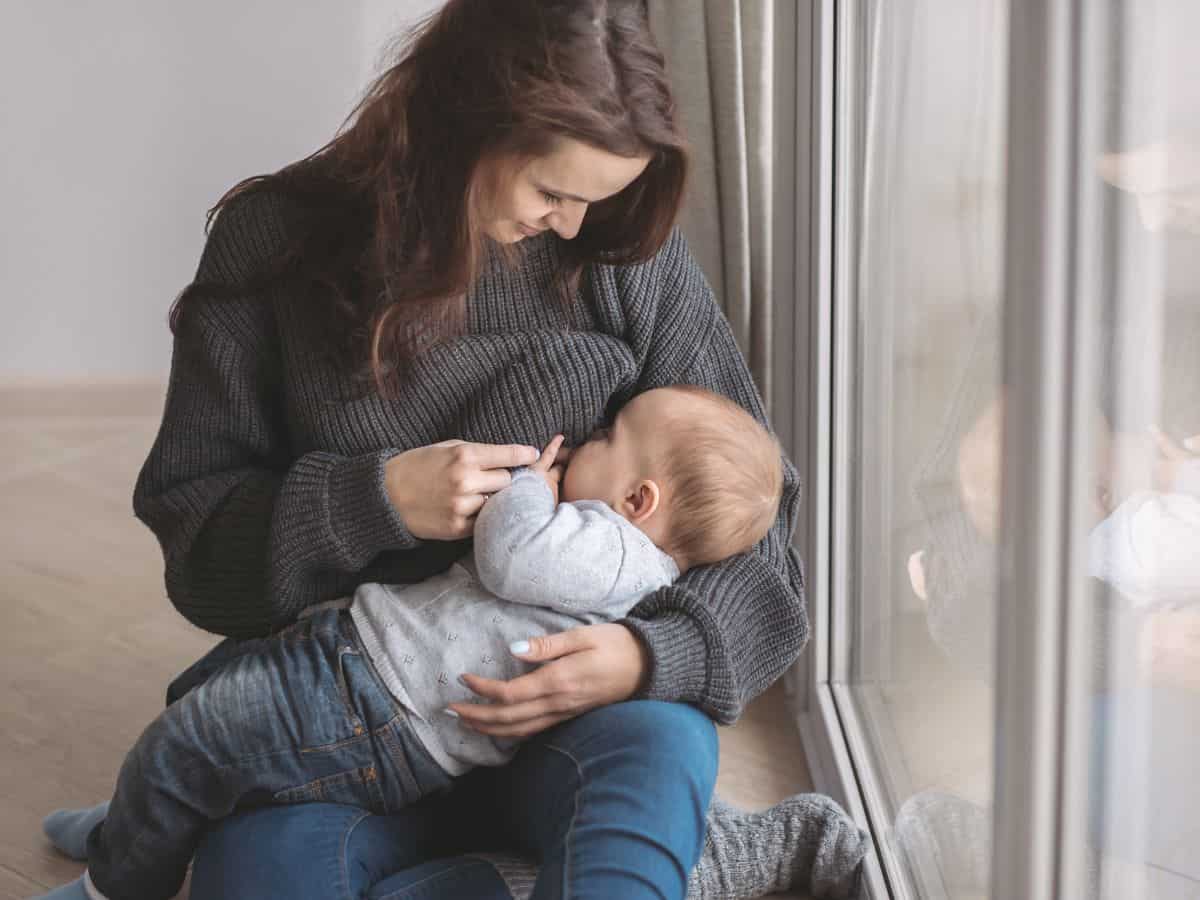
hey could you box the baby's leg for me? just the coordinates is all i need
[42,802,109,860]
[41,611,406,900]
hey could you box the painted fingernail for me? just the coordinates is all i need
[444,708,460,718]
[509,640,530,655]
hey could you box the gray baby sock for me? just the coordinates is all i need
[473,793,868,900]
[688,795,869,899]
[32,877,91,900]
[42,802,109,861]
[466,852,539,899]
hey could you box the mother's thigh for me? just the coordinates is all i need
[448,700,719,898]
[190,800,456,900]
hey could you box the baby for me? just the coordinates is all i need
[36,384,785,900]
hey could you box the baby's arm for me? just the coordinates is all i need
[473,467,630,616]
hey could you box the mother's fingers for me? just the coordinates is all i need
[458,440,572,496]
[448,692,572,726]
[464,443,542,471]
[468,469,523,498]
[450,669,583,735]
[456,671,555,706]
[460,711,573,739]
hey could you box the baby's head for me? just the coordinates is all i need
[561,385,784,572]
[956,391,1122,544]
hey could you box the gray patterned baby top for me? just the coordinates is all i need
[349,467,679,774]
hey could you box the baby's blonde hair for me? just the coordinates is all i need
[653,385,784,570]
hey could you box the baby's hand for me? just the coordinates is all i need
[1150,426,1200,493]
[531,435,567,504]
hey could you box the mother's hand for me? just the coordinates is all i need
[384,440,541,541]
[448,623,650,738]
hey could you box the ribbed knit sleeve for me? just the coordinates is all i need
[133,195,418,637]
[616,228,809,725]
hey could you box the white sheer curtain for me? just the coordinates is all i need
[647,0,775,407]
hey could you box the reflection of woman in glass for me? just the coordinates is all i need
[912,395,1200,620]
[899,305,1200,891]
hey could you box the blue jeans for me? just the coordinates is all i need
[176,636,720,899]
[87,609,453,900]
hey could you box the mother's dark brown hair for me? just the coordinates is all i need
[171,0,689,395]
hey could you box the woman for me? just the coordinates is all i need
[124,2,864,897]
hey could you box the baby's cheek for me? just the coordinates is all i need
[560,467,580,503]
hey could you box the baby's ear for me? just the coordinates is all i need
[625,480,662,522]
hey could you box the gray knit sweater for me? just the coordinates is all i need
[132,189,807,724]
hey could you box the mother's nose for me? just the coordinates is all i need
[548,202,588,240]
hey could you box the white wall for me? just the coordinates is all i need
[361,0,446,82]
[1,1,441,379]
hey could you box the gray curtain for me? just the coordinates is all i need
[648,0,776,407]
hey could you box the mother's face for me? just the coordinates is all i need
[483,137,651,243]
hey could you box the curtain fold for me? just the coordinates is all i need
[648,0,775,407]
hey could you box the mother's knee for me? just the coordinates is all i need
[554,700,718,789]
[190,805,367,900]
[538,702,717,886]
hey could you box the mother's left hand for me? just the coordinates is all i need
[448,623,650,738]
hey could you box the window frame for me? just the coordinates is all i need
[777,2,1107,897]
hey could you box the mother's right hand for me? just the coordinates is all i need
[383,440,541,541]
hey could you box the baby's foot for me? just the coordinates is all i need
[689,794,869,899]
[464,853,537,900]
[42,802,108,861]
[31,875,92,899]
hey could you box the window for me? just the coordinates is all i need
[789,2,1200,897]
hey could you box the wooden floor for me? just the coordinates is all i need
[0,381,812,900]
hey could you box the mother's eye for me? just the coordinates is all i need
[540,190,563,205]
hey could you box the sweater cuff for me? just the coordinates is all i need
[620,611,709,704]
[326,450,419,560]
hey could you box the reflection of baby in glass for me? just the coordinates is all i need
[908,393,1200,686]
[910,394,1200,601]
[895,394,1200,894]
[38,385,786,900]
